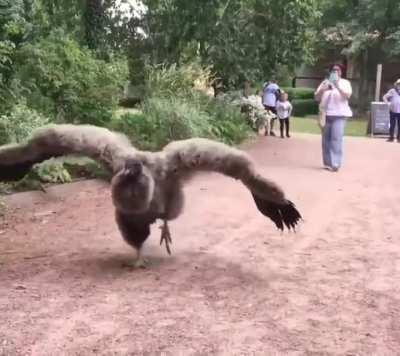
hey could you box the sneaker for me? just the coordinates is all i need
[286,134,291,138]
[331,166,339,172]
[280,134,284,139]
[270,131,276,136]
[387,138,394,142]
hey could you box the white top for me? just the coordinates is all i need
[316,78,353,117]
[383,88,400,113]
[276,100,293,119]
[262,82,280,107]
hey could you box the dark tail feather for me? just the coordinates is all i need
[252,193,302,231]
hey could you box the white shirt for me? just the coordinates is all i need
[276,100,293,119]
[317,78,353,118]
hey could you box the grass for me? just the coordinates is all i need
[291,115,368,137]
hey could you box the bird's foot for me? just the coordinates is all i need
[122,249,149,269]
[122,256,149,269]
[159,220,172,255]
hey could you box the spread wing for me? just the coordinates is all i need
[0,124,138,182]
[162,138,302,231]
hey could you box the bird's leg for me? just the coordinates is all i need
[122,248,149,269]
[159,220,172,255]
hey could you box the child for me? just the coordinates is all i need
[276,91,293,138]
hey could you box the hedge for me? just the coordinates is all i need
[281,87,315,100]
[292,99,319,117]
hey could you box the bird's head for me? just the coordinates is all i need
[111,158,155,214]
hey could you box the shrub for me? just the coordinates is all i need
[198,93,252,144]
[110,63,252,150]
[0,102,49,144]
[281,87,315,100]
[14,35,128,126]
[145,62,213,100]
[292,99,319,117]
[111,97,213,150]
[110,93,252,150]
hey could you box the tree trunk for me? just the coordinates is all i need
[357,50,369,117]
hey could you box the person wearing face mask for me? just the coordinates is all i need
[314,64,352,172]
[382,79,400,142]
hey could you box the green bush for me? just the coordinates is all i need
[110,92,251,151]
[110,63,252,151]
[281,87,315,100]
[111,96,214,150]
[145,62,213,100]
[198,93,252,145]
[292,99,319,117]
[14,35,128,126]
[0,102,49,144]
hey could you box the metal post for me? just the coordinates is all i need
[375,64,382,102]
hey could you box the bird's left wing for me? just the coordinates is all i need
[162,138,302,231]
[0,124,138,182]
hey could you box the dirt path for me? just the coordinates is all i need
[1,133,400,355]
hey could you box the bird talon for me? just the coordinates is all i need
[160,220,172,255]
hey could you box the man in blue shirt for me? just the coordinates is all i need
[262,79,280,136]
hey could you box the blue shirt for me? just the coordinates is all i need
[262,83,279,107]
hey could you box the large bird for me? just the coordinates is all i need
[0,124,302,267]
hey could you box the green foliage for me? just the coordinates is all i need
[112,95,213,150]
[292,99,319,117]
[145,62,213,100]
[282,87,315,100]
[111,94,251,151]
[198,93,253,145]
[33,159,72,183]
[318,0,400,58]
[14,36,128,125]
[0,102,49,144]
[110,63,252,150]
[140,0,321,88]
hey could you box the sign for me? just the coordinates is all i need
[370,101,390,135]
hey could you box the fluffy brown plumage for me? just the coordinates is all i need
[0,124,302,267]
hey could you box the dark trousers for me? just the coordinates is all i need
[279,118,290,137]
[389,111,400,139]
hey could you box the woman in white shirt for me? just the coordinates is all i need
[382,79,400,142]
[314,64,352,172]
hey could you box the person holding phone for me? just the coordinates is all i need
[314,64,352,172]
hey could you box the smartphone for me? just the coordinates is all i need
[329,72,338,83]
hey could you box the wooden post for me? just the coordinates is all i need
[375,64,382,102]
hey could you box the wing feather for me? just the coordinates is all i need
[0,124,137,182]
[163,138,302,231]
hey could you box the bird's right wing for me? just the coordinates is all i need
[162,138,302,231]
[0,124,138,182]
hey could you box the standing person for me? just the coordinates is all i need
[314,63,352,172]
[262,79,280,136]
[382,79,400,142]
[276,91,293,138]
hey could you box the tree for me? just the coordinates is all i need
[0,0,33,111]
[134,0,320,88]
[317,0,400,112]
